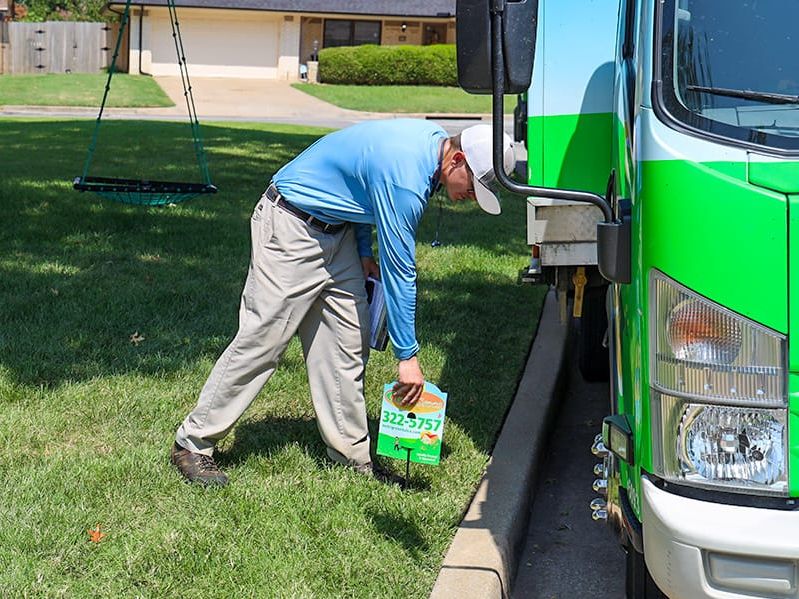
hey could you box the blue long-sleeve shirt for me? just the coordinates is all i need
[272,119,447,360]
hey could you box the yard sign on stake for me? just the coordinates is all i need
[377,381,447,475]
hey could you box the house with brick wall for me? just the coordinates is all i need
[108,0,456,80]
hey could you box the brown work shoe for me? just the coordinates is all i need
[353,462,404,487]
[170,442,229,487]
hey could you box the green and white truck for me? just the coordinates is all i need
[456,0,799,597]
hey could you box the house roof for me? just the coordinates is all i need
[110,0,456,18]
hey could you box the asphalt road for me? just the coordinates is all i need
[512,334,626,599]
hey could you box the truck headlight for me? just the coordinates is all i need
[666,298,742,364]
[651,271,786,407]
[652,393,787,495]
[650,271,788,495]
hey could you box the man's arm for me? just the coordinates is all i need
[355,223,380,279]
[370,181,426,405]
[354,223,373,258]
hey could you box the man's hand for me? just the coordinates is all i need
[392,356,424,407]
[361,256,379,280]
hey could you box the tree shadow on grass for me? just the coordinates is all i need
[0,119,326,387]
[219,413,433,491]
[208,269,540,481]
[1,118,543,456]
[217,415,329,467]
[416,272,544,454]
[367,509,430,558]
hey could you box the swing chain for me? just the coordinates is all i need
[76,0,215,203]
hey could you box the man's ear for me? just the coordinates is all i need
[450,150,467,167]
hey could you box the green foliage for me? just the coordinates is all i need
[319,44,457,86]
[15,0,109,22]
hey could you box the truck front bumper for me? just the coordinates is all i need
[641,476,799,598]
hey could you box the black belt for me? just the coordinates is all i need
[265,184,346,234]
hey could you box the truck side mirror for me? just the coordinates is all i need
[456,0,538,94]
[455,0,613,242]
[597,171,631,284]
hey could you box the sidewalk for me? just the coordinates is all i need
[430,289,569,599]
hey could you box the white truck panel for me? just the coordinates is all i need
[527,198,603,265]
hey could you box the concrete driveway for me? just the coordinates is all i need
[154,77,499,134]
[155,76,371,125]
[0,76,515,138]
[0,76,502,133]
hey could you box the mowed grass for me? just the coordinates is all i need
[0,118,545,597]
[0,73,174,107]
[292,83,515,114]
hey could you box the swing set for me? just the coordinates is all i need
[73,0,217,206]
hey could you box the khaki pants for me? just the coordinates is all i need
[176,194,372,466]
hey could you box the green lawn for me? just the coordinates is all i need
[292,83,516,114]
[0,118,544,597]
[0,74,174,108]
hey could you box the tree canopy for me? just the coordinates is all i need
[15,0,111,22]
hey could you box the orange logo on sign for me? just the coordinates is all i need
[389,390,444,413]
[420,431,439,444]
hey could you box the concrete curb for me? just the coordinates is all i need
[430,288,569,599]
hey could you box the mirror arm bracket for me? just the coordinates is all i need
[489,8,612,223]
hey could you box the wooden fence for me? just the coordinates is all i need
[4,21,111,75]
[0,20,8,75]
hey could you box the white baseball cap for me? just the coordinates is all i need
[461,124,515,215]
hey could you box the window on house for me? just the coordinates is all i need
[423,23,446,45]
[323,19,381,48]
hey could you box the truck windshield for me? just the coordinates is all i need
[659,0,799,153]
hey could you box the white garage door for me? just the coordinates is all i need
[148,11,280,79]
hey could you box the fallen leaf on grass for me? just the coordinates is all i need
[88,524,105,543]
[130,331,145,346]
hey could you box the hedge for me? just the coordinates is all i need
[318,44,457,86]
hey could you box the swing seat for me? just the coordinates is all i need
[73,176,217,206]
[74,0,215,206]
